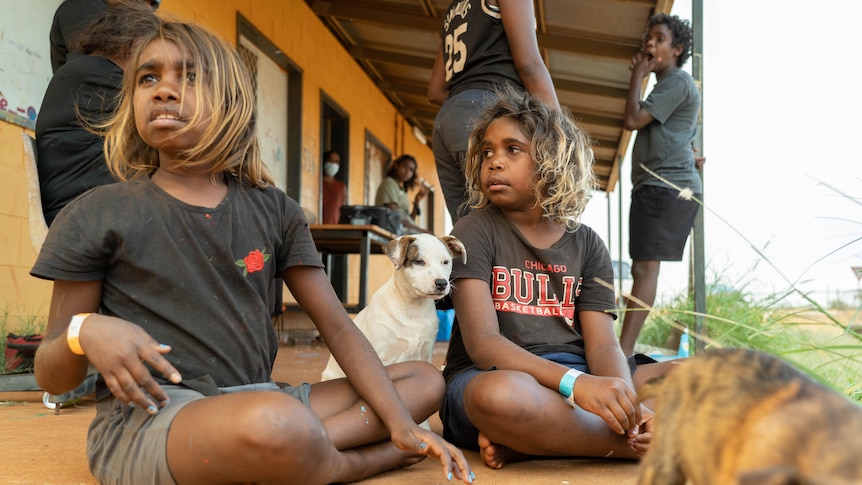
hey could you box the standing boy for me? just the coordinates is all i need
[619,13,704,356]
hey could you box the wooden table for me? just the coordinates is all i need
[294,224,396,313]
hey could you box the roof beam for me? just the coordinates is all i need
[309,0,440,31]
[554,78,628,99]
[537,33,638,60]
[312,0,640,60]
[399,105,441,121]
[570,112,622,128]
[590,134,620,146]
[348,46,434,68]
[610,0,659,5]
[378,78,430,97]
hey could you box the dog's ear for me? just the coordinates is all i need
[439,235,467,264]
[383,235,415,269]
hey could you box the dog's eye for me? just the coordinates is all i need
[412,258,425,266]
[443,260,451,266]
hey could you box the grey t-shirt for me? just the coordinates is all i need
[631,68,702,193]
[443,206,616,379]
[31,175,322,392]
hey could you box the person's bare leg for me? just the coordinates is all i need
[619,260,661,356]
[464,370,638,469]
[310,361,443,449]
[307,361,444,476]
[167,391,361,485]
[166,362,444,485]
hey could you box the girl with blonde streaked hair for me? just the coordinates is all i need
[463,84,596,232]
[440,87,681,470]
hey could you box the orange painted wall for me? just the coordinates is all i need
[0,0,442,331]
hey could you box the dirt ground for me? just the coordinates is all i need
[0,341,640,485]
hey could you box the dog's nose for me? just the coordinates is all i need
[434,279,449,291]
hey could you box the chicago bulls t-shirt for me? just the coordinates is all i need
[443,205,616,380]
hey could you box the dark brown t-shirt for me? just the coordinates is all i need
[32,175,322,394]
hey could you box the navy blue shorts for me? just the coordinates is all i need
[629,185,701,261]
[440,353,643,450]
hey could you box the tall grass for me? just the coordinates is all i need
[627,166,862,401]
[634,282,862,402]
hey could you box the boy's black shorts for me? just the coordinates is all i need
[629,185,701,261]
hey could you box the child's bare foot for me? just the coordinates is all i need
[335,442,426,482]
[477,432,528,469]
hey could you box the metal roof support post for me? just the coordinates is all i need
[690,0,706,353]
[617,155,624,302]
[606,194,611,253]
[605,191,612,272]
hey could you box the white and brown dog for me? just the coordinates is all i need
[321,233,466,381]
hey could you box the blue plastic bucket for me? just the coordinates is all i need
[436,309,454,341]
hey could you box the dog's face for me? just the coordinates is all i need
[383,234,466,300]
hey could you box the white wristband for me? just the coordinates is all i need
[559,368,584,407]
[67,313,92,355]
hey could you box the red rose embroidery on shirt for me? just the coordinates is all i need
[236,248,270,275]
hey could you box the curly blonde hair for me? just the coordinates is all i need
[463,85,596,232]
[103,20,273,187]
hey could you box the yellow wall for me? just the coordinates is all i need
[0,126,53,330]
[0,0,443,331]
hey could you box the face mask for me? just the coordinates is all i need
[323,162,340,177]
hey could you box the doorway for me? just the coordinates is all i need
[236,14,302,200]
[321,94,349,300]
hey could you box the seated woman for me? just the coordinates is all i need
[375,154,431,234]
[37,1,160,226]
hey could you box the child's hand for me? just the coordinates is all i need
[629,51,658,78]
[627,409,655,458]
[691,146,706,170]
[392,424,475,483]
[414,178,431,203]
[572,374,641,435]
[80,316,182,413]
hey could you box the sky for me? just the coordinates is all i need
[579,1,862,307]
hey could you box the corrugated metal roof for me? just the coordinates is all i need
[305,0,674,192]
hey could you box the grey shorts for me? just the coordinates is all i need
[87,382,311,485]
[432,88,499,222]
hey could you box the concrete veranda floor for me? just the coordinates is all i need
[0,340,641,485]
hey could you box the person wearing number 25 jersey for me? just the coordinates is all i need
[428,0,560,224]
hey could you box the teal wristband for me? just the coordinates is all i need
[558,368,584,398]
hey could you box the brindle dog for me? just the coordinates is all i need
[637,348,862,485]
